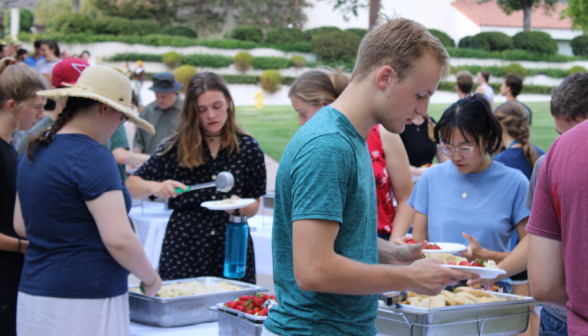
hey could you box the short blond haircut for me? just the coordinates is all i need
[352,17,450,82]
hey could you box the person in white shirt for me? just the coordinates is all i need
[475,71,494,109]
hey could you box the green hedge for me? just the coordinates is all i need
[571,35,588,56]
[513,31,558,55]
[445,47,585,62]
[253,56,291,70]
[450,64,577,79]
[429,29,455,48]
[145,73,296,85]
[438,81,554,95]
[182,54,233,68]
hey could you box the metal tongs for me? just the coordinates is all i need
[175,171,235,194]
[379,291,408,306]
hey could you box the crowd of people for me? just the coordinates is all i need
[0,16,586,336]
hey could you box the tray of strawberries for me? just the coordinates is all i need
[217,293,278,322]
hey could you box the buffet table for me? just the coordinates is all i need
[129,202,274,275]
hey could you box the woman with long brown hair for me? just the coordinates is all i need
[0,58,47,336]
[126,72,266,284]
[493,101,544,180]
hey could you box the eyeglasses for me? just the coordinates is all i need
[120,112,129,125]
[438,142,475,158]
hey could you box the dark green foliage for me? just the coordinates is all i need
[428,29,455,48]
[161,25,198,38]
[571,35,588,56]
[265,27,307,45]
[253,56,291,69]
[473,32,514,52]
[231,25,263,43]
[311,30,361,63]
[47,13,93,34]
[345,28,367,38]
[304,26,340,40]
[512,31,558,55]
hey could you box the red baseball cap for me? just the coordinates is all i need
[51,58,90,88]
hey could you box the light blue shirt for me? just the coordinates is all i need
[264,106,378,336]
[409,161,530,253]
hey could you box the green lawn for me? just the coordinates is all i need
[237,102,557,162]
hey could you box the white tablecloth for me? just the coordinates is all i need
[129,203,274,275]
[130,322,218,336]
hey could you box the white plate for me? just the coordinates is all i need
[201,198,255,211]
[421,242,467,254]
[441,265,507,279]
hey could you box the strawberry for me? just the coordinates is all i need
[262,294,269,299]
[475,258,486,267]
[431,244,441,250]
[254,307,260,313]
[447,261,456,265]
[240,295,249,301]
[259,308,269,316]
[236,305,245,312]
[246,309,255,315]
[228,301,238,309]
[253,298,265,307]
[459,261,471,266]
[472,261,482,267]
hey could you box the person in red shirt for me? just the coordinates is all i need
[526,73,588,335]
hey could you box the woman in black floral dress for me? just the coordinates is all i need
[127,72,266,284]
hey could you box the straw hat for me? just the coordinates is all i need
[37,66,155,134]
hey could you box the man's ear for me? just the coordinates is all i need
[375,65,396,91]
[5,99,17,113]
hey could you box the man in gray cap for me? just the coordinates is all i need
[133,72,184,155]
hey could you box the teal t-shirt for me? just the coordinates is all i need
[264,106,379,336]
[109,125,129,182]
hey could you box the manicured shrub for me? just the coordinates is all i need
[311,30,362,63]
[231,25,263,43]
[18,8,34,33]
[291,55,308,68]
[504,63,527,79]
[304,26,340,40]
[93,17,133,35]
[259,69,282,93]
[571,35,588,56]
[47,13,93,34]
[173,65,197,93]
[265,27,306,45]
[513,31,558,55]
[106,53,162,62]
[268,41,312,52]
[162,51,182,68]
[428,29,455,48]
[458,36,476,49]
[345,28,368,38]
[161,25,197,38]
[132,20,159,35]
[233,51,255,72]
[253,56,291,70]
[565,65,587,77]
[473,32,514,52]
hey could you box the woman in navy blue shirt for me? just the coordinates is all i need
[13,66,161,336]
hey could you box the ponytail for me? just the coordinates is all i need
[289,68,350,105]
[26,97,99,161]
[494,101,538,169]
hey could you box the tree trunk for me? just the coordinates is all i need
[72,0,80,13]
[368,0,379,31]
[523,4,532,31]
[225,0,235,36]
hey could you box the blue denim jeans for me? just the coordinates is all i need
[540,308,568,336]
[378,232,390,240]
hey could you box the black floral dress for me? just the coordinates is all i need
[134,134,266,284]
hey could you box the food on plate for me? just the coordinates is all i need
[405,239,441,250]
[129,280,241,298]
[214,198,236,205]
[224,293,277,316]
[399,288,511,308]
[424,253,498,269]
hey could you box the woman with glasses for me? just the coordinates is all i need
[14,66,161,335]
[407,94,531,293]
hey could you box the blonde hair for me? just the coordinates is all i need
[161,72,243,168]
[288,68,350,105]
[494,101,538,170]
[352,17,450,82]
[0,58,47,111]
